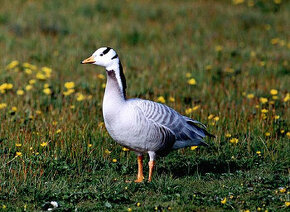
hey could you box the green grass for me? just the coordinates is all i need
[0,0,289,211]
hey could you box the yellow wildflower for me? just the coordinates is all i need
[271,38,279,45]
[225,133,231,138]
[205,65,212,71]
[42,67,52,78]
[185,108,192,115]
[40,142,48,147]
[250,51,256,58]
[230,138,238,144]
[70,105,75,109]
[192,105,200,111]
[259,97,268,104]
[283,93,290,102]
[76,93,85,101]
[2,204,7,209]
[56,129,61,134]
[44,83,49,88]
[63,89,75,96]
[24,68,32,75]
[105,149,111,154]
[6,83,13,89]
[17,89,24,96]
[157,96,166,104]
[247,93,254,99]
[97,74,105,79]
[214,116,219,121]
[112,159,117,163]
[265,132,270,137]
[185,72,191,78]
[16,152,22,156]
[191,146,198,150]
[279,40,285,47]
[88,144,93,148]
[25,85,33,91]
[259,61,265,67]
[221,197,227,204]
[23,62,37,70]
[15,143,22,147]
[11,106,17,112]
[261,113,267,119]
[274,0,281,4]
[224,67,234,73]
[0,83,7,91]
[187,78,196,85]
[208,114,214,120]
[186,106,199,114]
[274,115,280,120]
[286,132,290,138]
[127,208,132,212]
[102,83,106,88]
[98,122,104,128]
[0,103,7,109]
[64,82,75,89]
[6,60,19,69]
[36,72,46,80]
[215,45,223,52]
[256,151,261,156]
[279,187,286,193]
[36,110,42,115]
[122,147,129,152]
[29,79,36,84]
[261,109,268,113]
[169,97,175,102]
[272,95,278,100]
[285,202,290,207]
[43,88,51,95]
[270,89,278,95]
[136,203,141,207]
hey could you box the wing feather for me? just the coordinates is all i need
[132,99,213,150]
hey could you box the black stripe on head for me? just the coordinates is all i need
[111,54,118,60]
[103,47,111,55]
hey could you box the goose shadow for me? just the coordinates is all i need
[156,157,251,178]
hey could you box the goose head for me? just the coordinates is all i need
[81,47,119,70]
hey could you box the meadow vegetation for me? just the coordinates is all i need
[0,0,289,211]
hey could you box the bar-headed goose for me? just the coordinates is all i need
[81,47,214,182]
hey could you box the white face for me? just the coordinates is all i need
[81,47,119,69]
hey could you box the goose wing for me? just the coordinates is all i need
[134,99,212,148]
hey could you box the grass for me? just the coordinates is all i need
[0,0,289,211]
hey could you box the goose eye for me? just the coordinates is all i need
[100,53,104,56]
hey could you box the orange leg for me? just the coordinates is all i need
[148,160,155,182]
[135,155,144,183]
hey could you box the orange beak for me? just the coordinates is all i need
[81,56,95,64]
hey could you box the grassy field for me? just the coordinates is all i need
[0,0,289,211]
